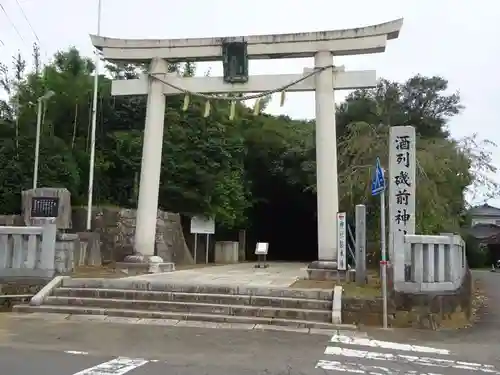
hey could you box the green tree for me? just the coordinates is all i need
[0,45,497,263]
[337,76,462,139]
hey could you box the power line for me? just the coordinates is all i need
[0,3,26,46]
[14,0,41,45]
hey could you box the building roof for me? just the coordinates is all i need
[467,223,500,240]
[468,204,500,217]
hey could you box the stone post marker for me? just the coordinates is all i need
[355,204,367,285]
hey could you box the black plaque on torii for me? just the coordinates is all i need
[31,197,59,218]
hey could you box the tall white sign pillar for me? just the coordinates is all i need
[133,57,168,260]
[389,126,416,264]
[314,51,339,264]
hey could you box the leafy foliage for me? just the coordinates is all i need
[0,46,496,257]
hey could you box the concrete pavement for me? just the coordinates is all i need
[1,313,500,374]
[467,270,500,340]
[125,262,307,287]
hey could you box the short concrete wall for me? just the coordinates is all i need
[393,233,467,293]
[0,225,102,278]
[214,241,239,263]
[343,269,473,329]
[0,224,57,278]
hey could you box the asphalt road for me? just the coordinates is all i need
[0,312,499,375]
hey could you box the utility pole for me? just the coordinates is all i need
[86,0,102,231]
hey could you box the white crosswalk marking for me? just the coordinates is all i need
[316,333,500,375]
[316,360,441,375]
[329,335,450,355]
[72,357,149,375]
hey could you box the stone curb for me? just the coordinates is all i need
[11,312,358,336]
[332,285,342,324]
[29,276,69,306]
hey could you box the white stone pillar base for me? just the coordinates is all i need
[120,254,175,275]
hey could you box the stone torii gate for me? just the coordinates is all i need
[91,18,403,272]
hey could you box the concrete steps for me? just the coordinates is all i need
[53,287,332,310]
[43,296,331,321]
[13,277,343,330]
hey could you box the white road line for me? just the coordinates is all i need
[324,347,500,374]
[330,335,450,355]
[65,351,89,355]
[316,359,444,375]
[72,357,148,375]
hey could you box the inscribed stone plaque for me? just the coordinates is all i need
[389,126,416,262]
[22,187,72,229]
[31,197,59,218]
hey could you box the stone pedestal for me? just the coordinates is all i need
[117,254,175,275]
[118,254,175,275]
[55,233,79,273]
[306,260,348,281]
[76,232,102,267]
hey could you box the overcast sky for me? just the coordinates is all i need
[1,0,499,205]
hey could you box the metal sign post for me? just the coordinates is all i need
[190,216,215,264]
[254,242,269,268]
[380,185,387,329]
[205,233,210,264]
[193,233,198,264]
[371,157,388,329]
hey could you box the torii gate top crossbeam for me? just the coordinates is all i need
[91,18,403,62]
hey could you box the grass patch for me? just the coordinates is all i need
[471,277,487,324]
[290,272,382,298]
[70,265,124,279]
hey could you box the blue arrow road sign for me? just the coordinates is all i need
[371,157,386,196]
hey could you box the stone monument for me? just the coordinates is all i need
[22,187,71,228]
[91,19,403,274]
[22,187,78,273]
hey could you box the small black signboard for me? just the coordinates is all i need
[31,197,59,218]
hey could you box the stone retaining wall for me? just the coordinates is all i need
[0,278,48,311]
[0,215,24,226]
[342,269,473,329]
[72,207,193,264]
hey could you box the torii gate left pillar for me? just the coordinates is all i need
[91,19,403,272]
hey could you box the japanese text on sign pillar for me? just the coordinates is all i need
[337,212,347,271]
[389,126,416,259]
